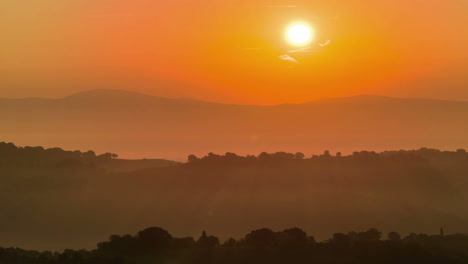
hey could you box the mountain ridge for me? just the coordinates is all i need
[2,89,468,160]
[3,88,468,106]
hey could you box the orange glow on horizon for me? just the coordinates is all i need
[0,0,467,105]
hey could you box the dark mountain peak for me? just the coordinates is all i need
[308,94,403,104]
[347,94,395,100]
[63,89,220,106]
[64,89,159,101]
[304,94,468,107]
[3,89,466,107]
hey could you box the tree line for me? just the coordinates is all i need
[2,141,467,168]
[187,148,468,166]
[0,142,118,167]
[1,226,468,264]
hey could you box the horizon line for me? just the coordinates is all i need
[1,88,467,107]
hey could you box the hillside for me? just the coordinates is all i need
[2,90,468,160]
[1,145,468,251]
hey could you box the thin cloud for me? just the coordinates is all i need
[282,40,332,63]
[90,13,135,18]
[266,5,297,8]
[288,47,313,54]
[319,40,332,47]
[279,54,298,63]
[287,40,331,55]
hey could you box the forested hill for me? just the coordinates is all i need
[0,142,178,171]
[3,89,468,160]
[1,143,468,251]
[2,226,468,264]
[183,148,468,166]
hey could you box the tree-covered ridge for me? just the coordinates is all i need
[187,148,468,165]
[0,142,118,167]
[3,140,467,168]
[2,142,468,251]
[1,226,468,264]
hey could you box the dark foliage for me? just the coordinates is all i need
[186,148,468,166]
[2,142,468,253]
[1,227,468,264]
[0,142,118,168]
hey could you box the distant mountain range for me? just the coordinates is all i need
[2,89,468,160]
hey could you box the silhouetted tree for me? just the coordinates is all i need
[271,152,295,160]
[136,227,172,253]
[82,150,96,162]
[245,228,275,248]
[358,228,382,241]
[387,232,401,241]
[4,226,468,264]
[331,233,352,249]
[277,227,307,247]
[258,152,271,160]
[294,152,305,160]
[222,238,237,247]
[456,149,466,155]
[225,152,238,159]
[197,231,219,248]
[188,154,199,162]
[172,237,195,249]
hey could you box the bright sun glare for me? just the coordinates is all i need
[287,24,313,45]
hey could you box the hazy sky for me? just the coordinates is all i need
[1,0,467,104]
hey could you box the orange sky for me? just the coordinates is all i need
[1,0,467,105]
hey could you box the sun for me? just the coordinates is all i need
[287,24,313,45]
